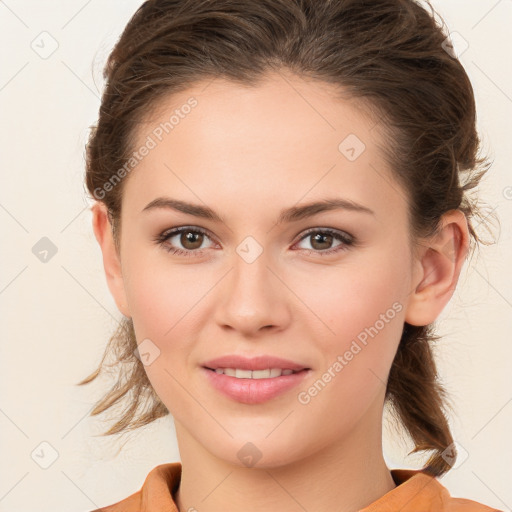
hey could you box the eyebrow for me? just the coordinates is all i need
[141,196,375,223]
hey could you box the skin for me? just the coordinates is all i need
[92,70,469,512]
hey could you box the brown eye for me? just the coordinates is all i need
[180,230,204,250]
[309,232,334,251]
[155,226,215,256]
[295,228,354,256]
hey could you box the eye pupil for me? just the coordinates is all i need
[311,233,333,250]
[182,231,203,249]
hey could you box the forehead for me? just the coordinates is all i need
[137,71,380,156]
[123,72,405,225]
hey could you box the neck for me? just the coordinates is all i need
[174,412,396,512]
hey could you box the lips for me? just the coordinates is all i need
[201,354,312,404]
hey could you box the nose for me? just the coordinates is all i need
[213,246,291,338]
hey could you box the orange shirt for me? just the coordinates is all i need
[90,462,501,511]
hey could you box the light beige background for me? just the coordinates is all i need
[1,1,511,511]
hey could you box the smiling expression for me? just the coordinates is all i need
[108,71,420,466]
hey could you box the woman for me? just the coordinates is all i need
[80,0,501,510]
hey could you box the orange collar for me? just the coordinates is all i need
[94,462,499,512]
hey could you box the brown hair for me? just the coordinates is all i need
[79,0,497,476]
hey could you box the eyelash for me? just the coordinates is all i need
[153,226,355,258]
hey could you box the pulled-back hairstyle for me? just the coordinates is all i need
[79,0,496,476]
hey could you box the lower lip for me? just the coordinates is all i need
[202,367,311,404]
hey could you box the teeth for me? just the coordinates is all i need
[253,369,271,379]
[213,368,297,379]
[235,369,252,379]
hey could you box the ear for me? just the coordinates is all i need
[91,202,131,318]
[404,210,470,326]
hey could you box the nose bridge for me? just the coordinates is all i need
[233,239,270,292]
[215,235,288,333]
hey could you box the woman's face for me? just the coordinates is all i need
[113,72,421,467]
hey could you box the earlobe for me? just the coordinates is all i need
[404,210,470,327]
[91,202,131,318]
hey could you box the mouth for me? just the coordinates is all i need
[201,366,312,404]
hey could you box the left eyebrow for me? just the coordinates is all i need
[277,197,375,223]
[141,197,375,223]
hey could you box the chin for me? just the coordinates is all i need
[204,434,311,470]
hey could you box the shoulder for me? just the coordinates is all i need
[88,492,140,512]
[445,496,503,512]
[384,469,503,512]
[88,491,141,512]
[87,462,182,512]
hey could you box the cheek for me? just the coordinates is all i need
[294,247,409,399]
[121,257,200,414]
[121,250,213,393]
[292,273,406,438]
[122,245,205,338]
[296,249,408,349]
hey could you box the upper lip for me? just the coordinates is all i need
[202,355,310,371]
